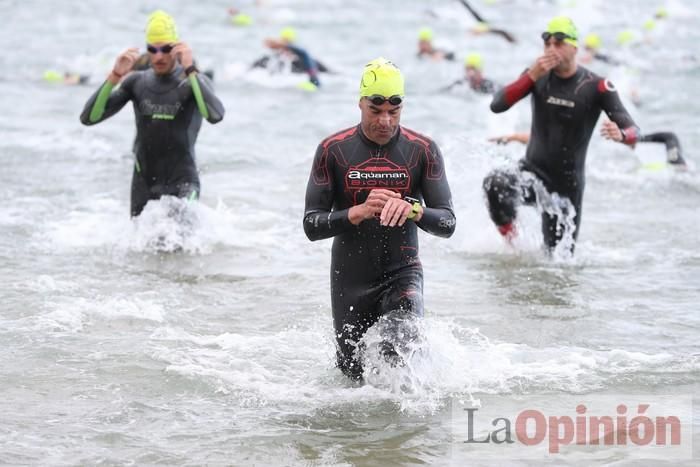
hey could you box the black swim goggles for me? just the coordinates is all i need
[365,94,404,106]
[541,32,573,43]
[147,44,175,54]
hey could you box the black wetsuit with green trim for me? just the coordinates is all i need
[303,125,455,379]
[485,66,639,249]
[80,64,224,216]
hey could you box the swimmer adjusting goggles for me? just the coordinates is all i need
[365,94,403,106]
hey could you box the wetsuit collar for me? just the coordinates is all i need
[357,124,401,150]
[553,63,579,80]
[154,63,184,81]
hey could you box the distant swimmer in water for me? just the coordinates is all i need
[43,70,90,85]
[489,130,687,169]
[79,10,225,217]
[251,27,325,88]
[227,7,253,27]
[441,53,498,94]
[303,58,456,380]
[484,16,640,253]
[416,27,455,61]
[455,0,516,43]
[579,34,621,66]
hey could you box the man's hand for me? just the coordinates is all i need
[527,50,561,81]
[110,48,140,83]
[600,120,624,142]
[172,42,194,69]
[348,189,400,225]
[380,196,423,226]
[488,132,530,145]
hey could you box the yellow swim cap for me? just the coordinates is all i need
[464,53,483,70]
[584,33,602,51]
[643,19,656,31]
[546,16,578,47]
[280,27,297,42]
[617,29,635,45]
[418,27,433,41]
[146,10,179,44]
[43,70,63,83]
[359,57,404,98]
[231,13,253,26]
[655,7,668,19]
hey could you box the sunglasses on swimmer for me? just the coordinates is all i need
[366,94,403,106]
[541,31,572,42]
[147,44,174,54]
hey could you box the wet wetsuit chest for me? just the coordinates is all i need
[130,74,200,180]
[132,78,192,126]
[528,72,602,175]
[335,139,422,208]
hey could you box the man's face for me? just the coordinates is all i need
[543,38,577,72]
[466,66,482,82]
[418,40,432,53]
[359,97,402,146]
[147,42,177,75]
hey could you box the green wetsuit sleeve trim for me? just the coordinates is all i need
[189,73,210,120]
[89,81,116,123]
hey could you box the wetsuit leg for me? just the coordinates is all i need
[332,286,381,380]
[331,269,423,379]
[130,168,153,217]
[541,191,583,252]
[375,272,424,365]
[482,169,537,226]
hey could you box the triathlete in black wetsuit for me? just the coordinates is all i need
[80,11,224,217]
[303,58,455,379]
[483,17,639,251]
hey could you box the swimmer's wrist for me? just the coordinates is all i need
[404,196,423,221]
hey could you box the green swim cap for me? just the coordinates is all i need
[418,27,433,41]
[280,27,297,42]
[617,29,635,45]
[655,7,668,19]
[297,80,318,92]
[546,16,578,47]
[464,53,483,70]
[584,33,602,51]
[643,19,656,31]
[231,13,253,26]
[43,70,63,83]
[359,57,404,98]
[146,10,179,44]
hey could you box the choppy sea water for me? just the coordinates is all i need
[0,0,698,465]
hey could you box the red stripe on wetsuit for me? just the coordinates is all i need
[504,73,535,106]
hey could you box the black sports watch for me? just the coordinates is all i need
[185,64,199,76]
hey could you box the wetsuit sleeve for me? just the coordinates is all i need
[490,70,534,113]
[79,75,135,125]
[188,72,225,123]
[598,79,640,145]
[303,143,353,241]
[640,132,685,165]
[415,142,456,238]
[287,45,320,86]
